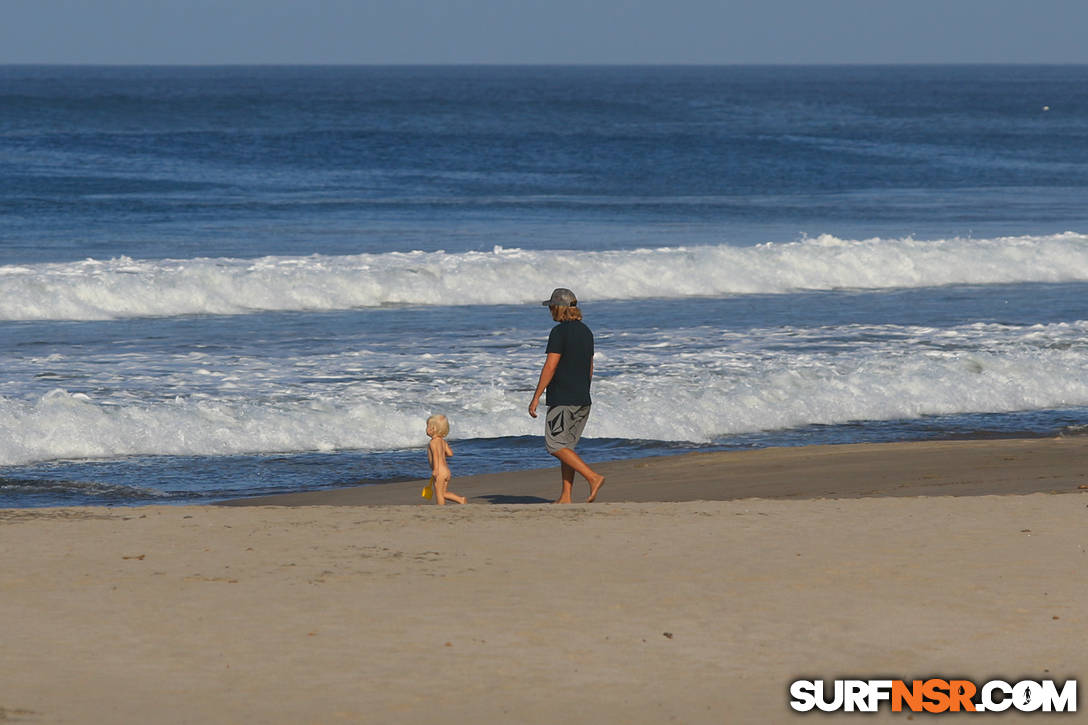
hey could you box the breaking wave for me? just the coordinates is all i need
[3,232,1088,321]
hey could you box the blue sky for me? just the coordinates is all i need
[4,0,1087,65]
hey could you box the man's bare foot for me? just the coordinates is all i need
[586,475,605,503]
[553,496,572,504]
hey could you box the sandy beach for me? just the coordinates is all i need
[3,437,1087,723]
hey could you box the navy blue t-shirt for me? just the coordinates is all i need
[545,320,594,406]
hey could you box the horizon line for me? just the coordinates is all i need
[3,61,1087,68]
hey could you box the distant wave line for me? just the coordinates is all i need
[1,232,1087,321]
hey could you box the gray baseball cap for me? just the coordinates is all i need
[542,288,578,307]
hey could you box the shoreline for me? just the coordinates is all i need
[220,435,1088,507]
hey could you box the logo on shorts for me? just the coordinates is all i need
[548,412,565,436]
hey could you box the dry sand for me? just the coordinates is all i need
[2,438,1087,724]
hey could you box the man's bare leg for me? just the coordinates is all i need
[552,447,605,503]
[555,461,575,503]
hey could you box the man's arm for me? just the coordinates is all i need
[528,352,561,418]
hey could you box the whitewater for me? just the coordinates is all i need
[3,233,1088,321]
[4,317,1088,468]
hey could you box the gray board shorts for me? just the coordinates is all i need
[544,405,591,454]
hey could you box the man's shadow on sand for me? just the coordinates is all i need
[476,494,551,504]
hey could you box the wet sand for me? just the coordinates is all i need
[2,437,1086,724]
[223,436,1088,506]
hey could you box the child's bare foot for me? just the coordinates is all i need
[450,494,467,504]
[586,475,605,503]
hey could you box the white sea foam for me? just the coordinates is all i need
[2,232,1088,321]
[3,320,1087,466]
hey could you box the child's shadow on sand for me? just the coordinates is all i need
[476,494,551,504]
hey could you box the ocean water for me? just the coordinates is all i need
[3,64,1088,506]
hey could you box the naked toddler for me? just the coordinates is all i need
[425,414,466,505]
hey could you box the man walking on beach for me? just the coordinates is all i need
[528,288,605,503]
